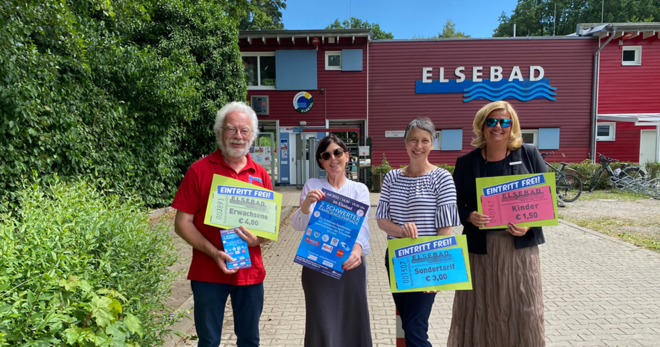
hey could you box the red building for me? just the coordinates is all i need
[239,25,659,186]
[580,23,660,164]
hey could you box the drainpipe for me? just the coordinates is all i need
[590,25,617,163]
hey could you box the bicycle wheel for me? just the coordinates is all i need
[557,173,582,202]
[623,167,645,179]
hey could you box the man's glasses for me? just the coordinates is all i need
[485,118,512,128]
[223,127,251,137]
[320,148,345,161]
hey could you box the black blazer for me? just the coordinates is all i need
[453,144,547,254]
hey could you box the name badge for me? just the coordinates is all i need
[509,161,522,166]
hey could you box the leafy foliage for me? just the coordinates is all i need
[237,0,287,30]
[0,177,177,346]
[372,153,394,174]
[493,0,660,37]
[326,17,394,40]
[0,0,249,208]
[433,19,471,39]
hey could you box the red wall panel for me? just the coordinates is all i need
[242,39,368,127]
[598,36,660,114]
[368,38,597,167]
[595,121,656,162]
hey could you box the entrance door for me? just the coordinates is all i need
[640,130,657,164]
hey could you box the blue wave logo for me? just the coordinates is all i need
[463,82,556,102]
[415,78,557,103]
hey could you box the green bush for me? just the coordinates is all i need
[372,153,394,174]
[0,177,177,345]
[644,162,660,180]
[435,164,455,175]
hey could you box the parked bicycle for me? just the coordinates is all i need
[589,153,645,192]
[540,152,582,202]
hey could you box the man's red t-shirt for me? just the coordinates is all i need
[172,150,272,285]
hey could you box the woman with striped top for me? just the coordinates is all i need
[376,117,461,347]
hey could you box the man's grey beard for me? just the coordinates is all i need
[220,138,250,158]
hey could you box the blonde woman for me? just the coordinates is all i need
[447,101,547,347]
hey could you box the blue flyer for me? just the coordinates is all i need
[220,227,252,270]
[293,189,369,279]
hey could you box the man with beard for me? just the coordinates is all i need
[172,101,272,347]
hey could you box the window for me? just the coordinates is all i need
[521,129,538,146]
[622,46,641,66]
[433,131,442,150]
[596,122,616,141]
[242,53,276,89]
[325,51,341,70]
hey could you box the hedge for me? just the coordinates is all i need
[0,177,178,346]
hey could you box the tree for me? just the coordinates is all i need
[493,0,660,37]
[238,0,287,30]
[326,17,394,40]
[434,19,471,38]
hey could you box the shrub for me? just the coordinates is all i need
[435,164,455,175]
[0,177,178,345]
[644,162,660,180]
[372,153,394,174]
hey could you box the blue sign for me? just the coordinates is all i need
[392,247,469,291]
[293,91,314,113]
[293,189,369,279]
[482,173,546,197]
[415,78,557,102]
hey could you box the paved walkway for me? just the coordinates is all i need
[175,189,660,347]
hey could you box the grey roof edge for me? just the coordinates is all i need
[371,36,596,43]
[239,29,373,38]
[576,22,660,36]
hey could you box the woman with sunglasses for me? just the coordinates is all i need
[376,117,461,347]
[291,135,372,347]
[447,101,547,347]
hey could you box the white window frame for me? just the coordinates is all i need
[325,51,342,70]
[433,131,442,150]
[622,46,642,66]
[521,129,538,147]
[596,122,616,141]
[242,52,276,90]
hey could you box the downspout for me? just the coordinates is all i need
[590,26,617,163]
[366,35,370,142]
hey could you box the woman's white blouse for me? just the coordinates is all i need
[291,178,371,255]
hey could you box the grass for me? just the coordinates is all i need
[559,213,660,253]
[576,189,652,202]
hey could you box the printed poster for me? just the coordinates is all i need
[388,235,472,293]
[476,173,558,229]
[204,175,283,241]
[293,189,369,279]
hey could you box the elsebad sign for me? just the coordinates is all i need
[415,65,557,102]
[293,91,313,113]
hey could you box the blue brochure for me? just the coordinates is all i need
[293,189,369,279]
[220,227,252,270]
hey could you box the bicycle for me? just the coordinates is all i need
[589,153,645,192]
[540,152,582,202]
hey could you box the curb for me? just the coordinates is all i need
[161,205,294,347]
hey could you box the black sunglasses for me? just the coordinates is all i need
[320,148,345,161]
[485,118,512,128]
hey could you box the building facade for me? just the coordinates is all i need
[239,24,659,186]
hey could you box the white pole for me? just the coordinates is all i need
[514,23,517,37]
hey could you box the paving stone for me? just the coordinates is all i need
[174,190,660,346]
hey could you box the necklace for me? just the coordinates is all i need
[484,146,509,177]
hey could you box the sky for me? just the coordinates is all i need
[282,0,520,39]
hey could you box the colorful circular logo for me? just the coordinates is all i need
[293,92,314,113]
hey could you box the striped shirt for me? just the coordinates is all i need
[376,168,460,239]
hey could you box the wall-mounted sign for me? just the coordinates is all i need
[250,95,269,115]
[385,131,405,138]
[415,66,557,103]
[358,146,370,156]
[293,92,314,113]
